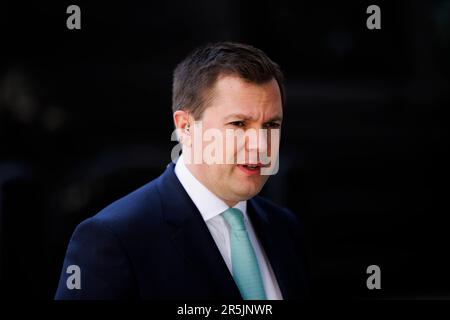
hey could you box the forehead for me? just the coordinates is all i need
[206,75,282,118]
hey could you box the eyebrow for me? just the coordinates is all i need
[224,113,283,123]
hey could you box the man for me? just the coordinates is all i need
[55,42,309,299]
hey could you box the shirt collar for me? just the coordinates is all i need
[174,154,247,222]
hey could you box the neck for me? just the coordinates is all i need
[224,200,238,208]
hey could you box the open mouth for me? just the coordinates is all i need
[237,163,269,175]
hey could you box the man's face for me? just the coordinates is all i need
[185,75,283,207]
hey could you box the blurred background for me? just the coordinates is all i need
[0,0,449,299]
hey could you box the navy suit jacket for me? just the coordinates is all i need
[55,163,309,299]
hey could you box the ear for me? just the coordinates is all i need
[173,109,192,130]
[173,110,192,146]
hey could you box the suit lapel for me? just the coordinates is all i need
[156,163,242,299]
[248,197,307,299]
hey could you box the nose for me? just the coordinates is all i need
[245,128,269,164]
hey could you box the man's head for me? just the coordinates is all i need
[172,42,284,207]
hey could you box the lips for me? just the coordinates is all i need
[237,163,269,175]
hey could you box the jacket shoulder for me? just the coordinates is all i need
[86,176,164,238]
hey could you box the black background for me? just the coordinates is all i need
[0,0,449,299]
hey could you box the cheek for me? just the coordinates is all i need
[224,164,239,180]
[212,164,233,179]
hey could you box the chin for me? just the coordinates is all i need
[233,184,263,200]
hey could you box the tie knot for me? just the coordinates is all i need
[222,208,246,231]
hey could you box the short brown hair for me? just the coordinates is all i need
[172,42,285,119]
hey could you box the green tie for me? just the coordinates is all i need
[222,208,267,300]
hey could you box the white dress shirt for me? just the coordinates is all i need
[174,155,283,300]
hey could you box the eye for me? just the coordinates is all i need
[264,121,281,129]
[229,121,246,127]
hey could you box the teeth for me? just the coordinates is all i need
[247,165,257,169]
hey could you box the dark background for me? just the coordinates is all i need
[0,0,449,299]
